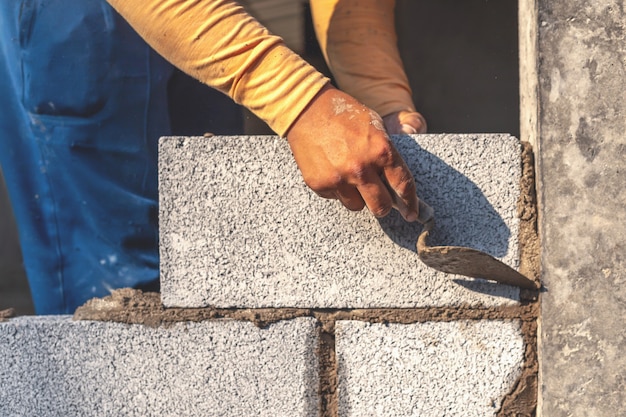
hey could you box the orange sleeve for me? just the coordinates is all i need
[106,0,329,136]
[310,0,415,117]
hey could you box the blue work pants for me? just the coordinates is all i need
[0,0,174,313]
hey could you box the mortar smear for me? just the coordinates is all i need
[74,288,309,328]
[518,141,541,286]
[0,308,15,322]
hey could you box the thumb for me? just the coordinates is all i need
[383,110,427,134]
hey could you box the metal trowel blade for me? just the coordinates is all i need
[417,219,538,290]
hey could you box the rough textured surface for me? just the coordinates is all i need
[0,316,319,417]
[159,134,523,308]
[527,1,626,415]
[74,288,312,328]
[71,289,538,416]
[335,320,525,417]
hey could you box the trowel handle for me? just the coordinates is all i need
[382,175,434,224]
[417,199,435,224]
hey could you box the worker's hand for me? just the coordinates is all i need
[382,110,427,135]
[286,85,421,222]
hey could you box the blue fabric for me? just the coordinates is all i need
[0,0,174,313]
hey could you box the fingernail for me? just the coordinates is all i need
[401,124,418,134]
[405,211,418,222]
[417,201,435,224]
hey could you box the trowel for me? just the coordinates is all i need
[394,191,538,290]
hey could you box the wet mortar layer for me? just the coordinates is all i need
[74,288,538,417]
[502,141,539,417]
[518,142,541,288]
[316,317,336,417]
[498,318,538,417]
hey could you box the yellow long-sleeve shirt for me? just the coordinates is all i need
[106,0,414,135]
[311,0,415,117]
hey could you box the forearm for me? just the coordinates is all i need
[107,0,328,136]
[310,0,414,117]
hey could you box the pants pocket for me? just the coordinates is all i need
[19,0,134,118]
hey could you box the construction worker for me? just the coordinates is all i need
[0,0,425,314]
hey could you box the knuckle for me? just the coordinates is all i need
[348,165,369,185]
[371,203,393,218]
[336,160,368,185]
[304,173,341,193]
[394,174,416,197]
[345,200,366,212]
[372,142,394,166]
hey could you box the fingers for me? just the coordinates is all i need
[304,137,419,221]
[355,173,394,218]
[383,110,427,135]
[400,124,418,134]
[335,186,366,212]
[313,169,406,220]
[400,111,427,134]
[336,148,417,221]
[381,149,420,222]
[316,179,389,216]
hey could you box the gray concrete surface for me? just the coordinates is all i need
[0,316,319,417]
[525,1,626,415]
[335,320,525,417]
[159,134,522,309]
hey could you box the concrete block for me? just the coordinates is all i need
[0,316,318,417]
[159,134,522,308]
[335,320,525,417]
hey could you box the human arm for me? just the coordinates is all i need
[310,0,426,134]
[106,0,422,221]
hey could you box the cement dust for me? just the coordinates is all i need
[330,96,356,116]
[329,96,385,132]
[369,110,385,132]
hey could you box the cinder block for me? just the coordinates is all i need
[335,320,525,417]
[159,134,522,308]
[0,316,319,417]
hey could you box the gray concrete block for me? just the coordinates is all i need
[159,134,522,308]
[0,316,318,417]
[335,320,525,417]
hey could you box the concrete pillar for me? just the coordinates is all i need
[521,1,626,415]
